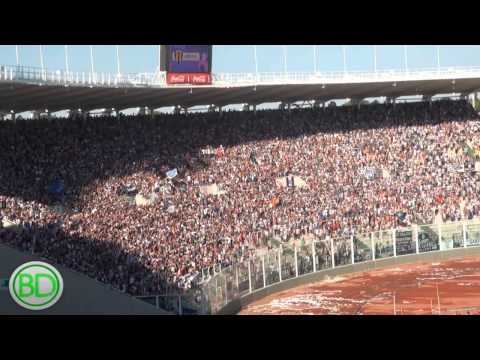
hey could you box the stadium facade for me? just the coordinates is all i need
[0,65,480,116]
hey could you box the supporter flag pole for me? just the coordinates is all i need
[342,45,347,76]
[403,45,408,74]
[373,45,377,75]
[313,45,317,73]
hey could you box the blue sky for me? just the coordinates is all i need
[1,45,480,74]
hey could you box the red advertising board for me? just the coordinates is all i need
[167,73,212,85]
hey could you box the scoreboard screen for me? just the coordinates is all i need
[166,45,212,73]
[161,45,213,85]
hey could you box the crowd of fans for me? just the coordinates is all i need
[0,98,479,296]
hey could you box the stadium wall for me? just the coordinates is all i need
[216,247,480,315]
[0,244,169,315]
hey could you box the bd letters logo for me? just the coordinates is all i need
[9,261,64,310]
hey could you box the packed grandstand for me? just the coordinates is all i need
[0,98,479,301]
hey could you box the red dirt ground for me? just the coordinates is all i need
[239,257,480,315]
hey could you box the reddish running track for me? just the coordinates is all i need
[239,257,480,315]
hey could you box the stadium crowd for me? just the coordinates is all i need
[0,98,479,296]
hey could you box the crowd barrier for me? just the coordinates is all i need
[200,218,480,314]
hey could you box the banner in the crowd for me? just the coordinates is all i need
[216,146,225,157]
[250,151,258,165]
[286,174,295,187]
[359,166,377,180]
[201,148,214,156]
[269,196,280,209]
[395,228,415,255]
[201,147,224,157]
[48,179,64,195]
[166,168,178,179]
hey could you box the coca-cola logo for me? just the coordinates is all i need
[191,74,210,84]
[169,74,186,82]
[191,75,205,82]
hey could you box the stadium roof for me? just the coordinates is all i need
[1,66,480,113]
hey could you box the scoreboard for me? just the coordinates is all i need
[161,45,212,85]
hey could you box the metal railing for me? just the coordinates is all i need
[2,64,480,89]
[201,217,480,314]
[0,65,166,88]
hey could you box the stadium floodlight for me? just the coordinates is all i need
[116,45,121,76]
[253,45,258,82]
[39,45,45,75]
[403,45,408,73]
[89,45,95,81]
[15,45,19,66]
[65,45,70,75]
[436,45,441,72]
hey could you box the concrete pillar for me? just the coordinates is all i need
[68,109,77,119]
[422,95,432,105]
[349,98,362,109]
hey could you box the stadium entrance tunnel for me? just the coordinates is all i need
[213,246,480,315]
